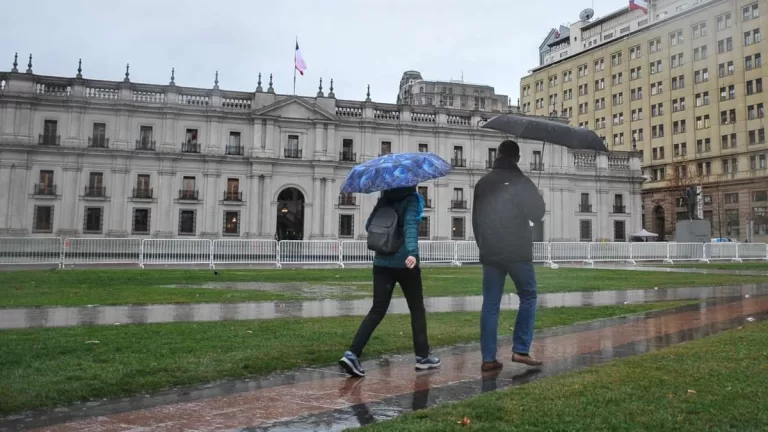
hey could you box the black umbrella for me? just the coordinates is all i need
[481,114,608,152]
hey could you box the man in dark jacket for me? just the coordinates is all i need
[472,140,546,372]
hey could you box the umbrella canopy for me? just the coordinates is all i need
[340,152,451,194]
[482,114,608,152]
[631,229,659,238]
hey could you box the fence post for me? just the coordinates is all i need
[663,242,674,264]
[275,240,283,269]
[732,242,742,263]
[584,242,595,267]
[58,237,65,269]
[627,242,636,266]
[139,239,145,269]
[209,240,216,270]
[338,241,345,269]
[451,241,461,267]
[699,243,710,264]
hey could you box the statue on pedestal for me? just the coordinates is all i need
[683,186,700,220]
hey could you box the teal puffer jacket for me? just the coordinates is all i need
[366,187,421,268]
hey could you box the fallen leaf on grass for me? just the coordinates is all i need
[687,389,697,395]
[746,317,756,322]
[457,416,471,426]
[246,330,253,334]
[85,340,100,344]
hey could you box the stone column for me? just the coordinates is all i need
[156,171,176,237]
[323,178,335,237]
[202,172,220,237]
[311,178,322,238]
[60,166,82,236]
[264,121,275,156]
[252,120,263,156]
[108,168,129,236]
[326,125,336,159]
[0,165,10,233]
[314,124,323,158]
[245,174,260,237]
[260,175,273,237]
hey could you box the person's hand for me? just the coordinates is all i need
[405,256,417,269]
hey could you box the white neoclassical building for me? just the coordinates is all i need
[0,60,644,242]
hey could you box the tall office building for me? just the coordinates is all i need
[520,0,767,242]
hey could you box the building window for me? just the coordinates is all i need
[225,178,241,201]
[138,125,154,150]
[285,134,301,158]
[227,132,242,155]
[614,220,626,242]
[180,176,197,200]
[579,220,592,242]
[86,172,105,197]
[134,174,151,199]
[380,141,391,156]
[90,122,107,148]
[36,170,55,196]
[418,216,430,238]
[451,217,465,239]
[743,3,759,21]
[754,207,768,236]
[183,128,199,153]
[746,78,763,95]
[222,211,240,235]
[40,119,58,146]
[452,146,465,167]
[32,205,54,233]
[418,143,428,153]
[716,12,732,30]
[132,208,151,234]
[179,210,196,235]
[694,68,709,83]
[339,214,354,238]
[83,207,103,234]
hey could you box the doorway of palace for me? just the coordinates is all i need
[654,205,666,241]
[276,187,305,240]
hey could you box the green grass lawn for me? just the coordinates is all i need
[0,302,693,416]
[357,320,768,432]
[0,267,764,307]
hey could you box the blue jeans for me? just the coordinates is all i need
[481,262,538,362]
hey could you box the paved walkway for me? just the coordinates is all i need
[3,294,766,431]
[2,284,767,329]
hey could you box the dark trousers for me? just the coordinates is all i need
[349,266,430,358]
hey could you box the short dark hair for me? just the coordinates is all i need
[498,140,520,159]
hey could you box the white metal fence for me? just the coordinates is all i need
[0,237,766,268]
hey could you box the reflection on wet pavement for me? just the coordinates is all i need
[2,284,768,329]
[574,264,768,276]
[2,296,767,432]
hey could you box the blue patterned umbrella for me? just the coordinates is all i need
[340,152,452,194]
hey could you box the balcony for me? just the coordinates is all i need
[38,134,60,146]
[451,158,467,168]
[84,185,106,199]
[578,203,593,213]
[88,136,109,149]
[132,187,153,199]
[223,191,243,202]
[338,195,357,206]
[284,148,302,159]
[613,205,627,213]
[531,162,545,171]
[182,142,201,154]
[135,139,156,151]
[225,145,244,156]
[33,184,56,197]
[486,160,494,169]
[178,189,199,201]
[451,200,468,209]
[339,151,357,162]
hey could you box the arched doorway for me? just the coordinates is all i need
[653,205,665,241]
[276,188,305,240]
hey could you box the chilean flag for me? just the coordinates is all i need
[629,0,649,13]
[295,42,307,76]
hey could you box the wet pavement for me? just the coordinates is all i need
[579,263,768,276]
[3,284,768,329]
[2,295,766,431]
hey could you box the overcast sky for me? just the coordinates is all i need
[2,0,620,105]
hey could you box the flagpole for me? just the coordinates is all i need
[293,36,297,95]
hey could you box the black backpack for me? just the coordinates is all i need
[366,198,405,255]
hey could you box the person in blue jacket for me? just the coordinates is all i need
[339,186,441,377]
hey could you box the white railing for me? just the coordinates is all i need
[0,237,62,266]
[0,238,766,268]
[63,238,141,265]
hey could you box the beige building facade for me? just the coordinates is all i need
[521,0,767,242]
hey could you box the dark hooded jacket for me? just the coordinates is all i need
[366,186,421,268]
[472,158,546,265]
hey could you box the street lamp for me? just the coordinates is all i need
[280,205,288,215]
